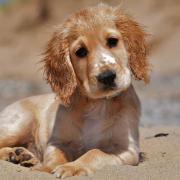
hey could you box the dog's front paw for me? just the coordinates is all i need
[52,162,94,179]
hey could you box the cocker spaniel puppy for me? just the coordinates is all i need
[0,4,149,179]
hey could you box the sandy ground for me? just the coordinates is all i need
[0,0,180,125]
[0,126,179,180]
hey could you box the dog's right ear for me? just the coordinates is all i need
[43,30,77,106]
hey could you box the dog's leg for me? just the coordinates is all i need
[33,145,69,173]
[0,147,39,167]
[52,148,139,179]
[0,101,40,167]
[50,120,139,179]
[0,101,35,148]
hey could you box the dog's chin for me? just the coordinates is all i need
[83,86,129,100]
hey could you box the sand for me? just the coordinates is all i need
[0,126,179,180]
[1,0,180,126]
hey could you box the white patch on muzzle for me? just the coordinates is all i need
[102,52,116,64]
[94,52,116,68]
[117,67,131,89]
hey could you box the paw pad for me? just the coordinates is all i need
[15,148,24,156]
[6,147,39,167]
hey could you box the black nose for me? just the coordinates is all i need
[97,70,116,87]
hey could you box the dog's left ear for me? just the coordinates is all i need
[115,11,150,83]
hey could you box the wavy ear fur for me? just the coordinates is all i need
[115,12,150,83]
[43,30,77,106]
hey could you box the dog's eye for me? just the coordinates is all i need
[107,37,119,48]
[75,47,88,58]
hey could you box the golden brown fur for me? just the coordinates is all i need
[0,4,150,179]
[44,4,149,105]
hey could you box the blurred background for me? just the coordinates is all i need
[0,0,180,126]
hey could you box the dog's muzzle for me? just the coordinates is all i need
[97,70,116,88]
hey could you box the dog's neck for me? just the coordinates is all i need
[56,85,134,132]
[69,85,133,110]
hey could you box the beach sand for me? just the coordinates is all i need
[0,126,179,180]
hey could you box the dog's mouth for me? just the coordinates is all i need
[99,82,117,91]
[85,68,131,99]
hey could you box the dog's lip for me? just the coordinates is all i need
[102,83,117,91]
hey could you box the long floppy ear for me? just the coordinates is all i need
[43,30,77,106]
[115,11,150,83]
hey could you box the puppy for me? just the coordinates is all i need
[0,4,149,179]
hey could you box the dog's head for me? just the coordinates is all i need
[44,4,150,106]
